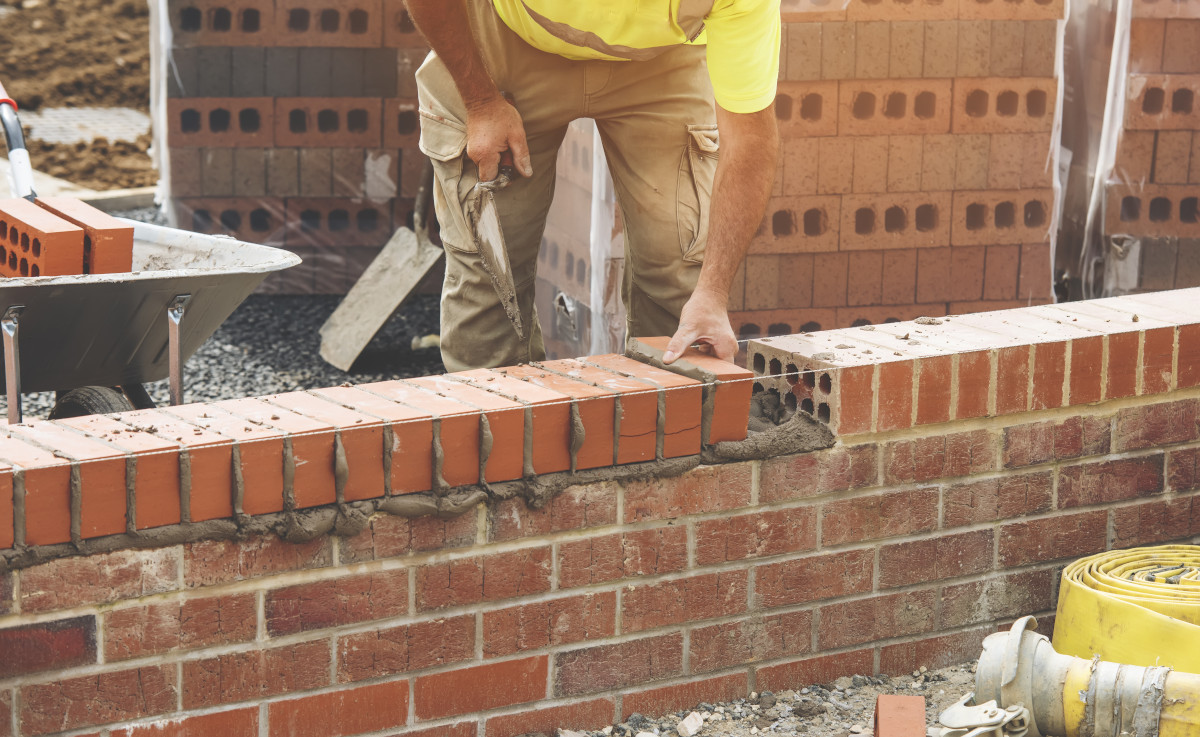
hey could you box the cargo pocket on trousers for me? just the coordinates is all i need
[419,111,478,255]
[677,124,720,264]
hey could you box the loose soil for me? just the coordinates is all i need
[0,0,155,189]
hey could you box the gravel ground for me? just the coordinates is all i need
[571,663,978,737]
[2,207,443,420]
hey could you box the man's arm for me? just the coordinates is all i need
[405,0,532,180]
[663,103,779,364]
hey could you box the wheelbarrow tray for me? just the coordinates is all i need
[0,219,301,393]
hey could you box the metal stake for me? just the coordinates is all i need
[3,306,26,424]
[167,295,191,406]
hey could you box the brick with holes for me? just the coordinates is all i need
[1105,182,1200,238]
[172,198,286,245]
[274,98,383,148]
[749,195,841,254]
[775,81,840,138]
[837,79,952,136]
[950,189,1054,246]
[274,0,382,46]
[838,192,952,251]
[951,78,1057,134]
[0,197,84,277]
[1125,74,1200,130]
[168,0,276,46]
[34,197,133,274]
[283,198,393,247]
[166,98,275,147]
[383,98,421,149]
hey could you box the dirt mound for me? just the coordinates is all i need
[0,0,155,189]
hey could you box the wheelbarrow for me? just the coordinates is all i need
[0,81,300,422]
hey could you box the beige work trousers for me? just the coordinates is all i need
[416,0,719,372]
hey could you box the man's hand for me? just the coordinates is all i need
[663,288,738,364]
[466,95,533,182]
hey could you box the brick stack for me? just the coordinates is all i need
[162,0,428,293]
[0,197,133,277]
[1107,4,1200,291]
[729,0,1062,338]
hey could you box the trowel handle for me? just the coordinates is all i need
[497,149,517,182]
[0,79,36,200]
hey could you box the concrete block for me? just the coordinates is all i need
[889,21,925,79]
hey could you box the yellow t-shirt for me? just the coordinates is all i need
[491,0,781,114]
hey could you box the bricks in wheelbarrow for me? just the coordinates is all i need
[0,197,84,276]
[626,337,753,445]
[34,197,134,274]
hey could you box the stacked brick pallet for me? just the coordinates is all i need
[161,0,428,292]
[729,0,1062,338]
[1108,3,1200,291]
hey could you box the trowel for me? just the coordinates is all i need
[467,149,525,341]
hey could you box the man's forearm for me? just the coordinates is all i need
[406,0,499,109]
[696,105,779,301]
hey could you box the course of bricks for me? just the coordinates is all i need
[722,0,1063,339]
[2,289,1199,736]
[1109,7,1200,290]
[161,0,428,293]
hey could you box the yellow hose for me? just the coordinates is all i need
[1052,545,1200,672]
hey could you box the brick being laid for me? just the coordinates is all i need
[582,354,704,459]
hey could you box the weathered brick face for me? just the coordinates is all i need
[2,292,1200,735]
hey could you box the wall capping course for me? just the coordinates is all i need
[2,294,1200,732]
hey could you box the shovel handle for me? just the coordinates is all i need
[0,78,35,200]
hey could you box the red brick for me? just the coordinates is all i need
[282,197,393,248]
[340,511,477,563]
[1144,327,1175,394]
[876,360,914,432]
[944,472,1053,527]
[112,708,258,737]
[1068,336,1104,405]
[690,612,813,674]
[266,569,408,636]
[6,421,127,539]
[1130,18,1166,71]
[488,481,617,542]
[583,353,704,458]
[915,355,952,425]
[0,615,96,678]
[388,725,475,737]
[542,358,661,464]
[884,429,996,485]
[0,197,83,276]
[0,572,11,615]
[822,488,938,545]
[879,627,991,675]
[416,547,551,611]
[995,345,1031,414]
[835,364,876,434]
[275,0,383,46]
[940,569,1055,629]
[755,549,874,608]
[622,571,748,633]
[622,674,749,720]
[106,593,256,661]
[20,547,179,613]
[559,526,687,588]
[161,404,285,516]
[337,615,474,682]
[214,397,336,508]
[554,634,682,697]
[274,98,382,148]
[483,592,616,658]
[487,699,615,737]
[634,337,754,445]
[1182,323,1200,388]
[0,690,9,737]
[1002,415,1112,468]
[1114,399,1200,451]
[998,510,1108,566]
[0,466,10,550]
[846,251,883,306]
[756,649,875,692]
[1029,341,1066,410]
[1057,455,1164,508]
[819,589,938,650]
[760,444,877,503]
[955,350,992,419]
[623,463,751,522]
[34,197,133,274]
[1112,496,1199,547]
[838,79,953,136]
[1107,331,1140,400]
[454,368,573,475]
[505,364,617,470]
[774,81,840,138]
[20,665,177,735]
[269,681,408,737]
[167,98,275,147]
[183,641,330,709]
[1169,447,1200,490]
[415,656,547,719]
[695,506,817,565]
[184,533,331,587]
[878,530,995,588]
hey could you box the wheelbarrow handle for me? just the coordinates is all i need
[0,78,37,201]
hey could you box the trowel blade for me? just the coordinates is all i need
[470,188,525,340]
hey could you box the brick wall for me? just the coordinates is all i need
[2,291,1200,735]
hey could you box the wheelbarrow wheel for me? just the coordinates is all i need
[49,386,135,419]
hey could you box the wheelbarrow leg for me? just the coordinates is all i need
[121,383,156,410]
[2,305,25,424]
[167,294,191,406]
